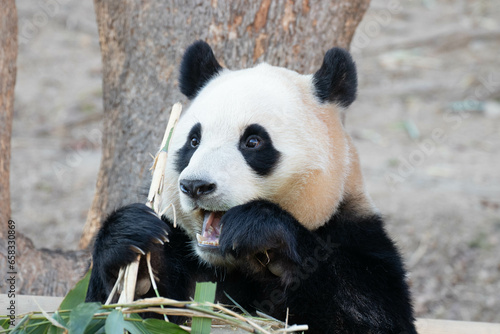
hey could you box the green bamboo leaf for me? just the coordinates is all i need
[83,319,105,334]
[9,318,49,334]
[124,310,188,334]
[126,314,147,332]
[123,314,149,334]
[143,319,189,334]
[9,314,29,332]
[104,311,144,334]
[93,326,106,334]
[24,320,49,334]
[47,325,64,334]
[68,303,102,334]
[51,313,67,328]
[104,310,125,334]
[1,317,10,330]
[123,322,149,334]
[59,270,92,311]
[45,312,69,334]
[191,282,217,334]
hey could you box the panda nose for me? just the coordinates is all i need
[179,179,217,199]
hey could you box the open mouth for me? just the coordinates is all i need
[196,211,224,248]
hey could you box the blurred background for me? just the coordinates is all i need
[10,0,500,323]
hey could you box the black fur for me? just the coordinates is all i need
[86,204,171,302]
[87,43,416,333]
[174,122,201,174]
[179,41,223,100]
[238,124,281,176]
[313,47,357,107]
[87,201,416,334]
[219,200,301,265]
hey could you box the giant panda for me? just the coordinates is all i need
[87,41,417,334]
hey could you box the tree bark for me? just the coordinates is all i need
[0,1,88,296]
[80,0,370,249]
[0,236,89,296]
[0,0,17,232]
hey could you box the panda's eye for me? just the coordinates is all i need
[245,136,262,149]
[190,137,200,148]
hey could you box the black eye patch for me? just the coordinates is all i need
[239,124,281,176]
[174,123,201,174]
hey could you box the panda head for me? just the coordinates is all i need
[161,41,374,265]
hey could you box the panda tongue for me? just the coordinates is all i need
[198,211,222,246]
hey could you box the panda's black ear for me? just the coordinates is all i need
[179,41,223,100]
[313,47,357,108]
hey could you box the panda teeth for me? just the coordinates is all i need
[197,211,224,247]
[196,233,220,246]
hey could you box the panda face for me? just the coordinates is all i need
[161,65,347,265]
[160,42,361,265]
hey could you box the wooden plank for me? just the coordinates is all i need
[416,318,500,334]
[1,294,63,315]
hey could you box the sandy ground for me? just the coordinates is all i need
[10,0,500,324]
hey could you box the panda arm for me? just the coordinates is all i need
[219,200,416,333]
[219,200,302,272]
[86,203,197,303]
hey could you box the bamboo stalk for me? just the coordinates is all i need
[210,303,273,334]
[147,102,183,213]
[116,255,140,305]
[105,267,125,305]
[106,103,183,313]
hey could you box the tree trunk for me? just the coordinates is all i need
[0,1,88,297]
[80,0,370,249]
[0,0,17,232]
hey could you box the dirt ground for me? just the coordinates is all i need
[10,0,500,324]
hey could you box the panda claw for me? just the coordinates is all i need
[153,237,164,245]
[162,228,169,236]
[130,245,146,255]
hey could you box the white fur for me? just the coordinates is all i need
[160,63,358,264]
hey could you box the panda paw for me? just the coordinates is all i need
[93,203,170,271]
[219,200,301,270]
